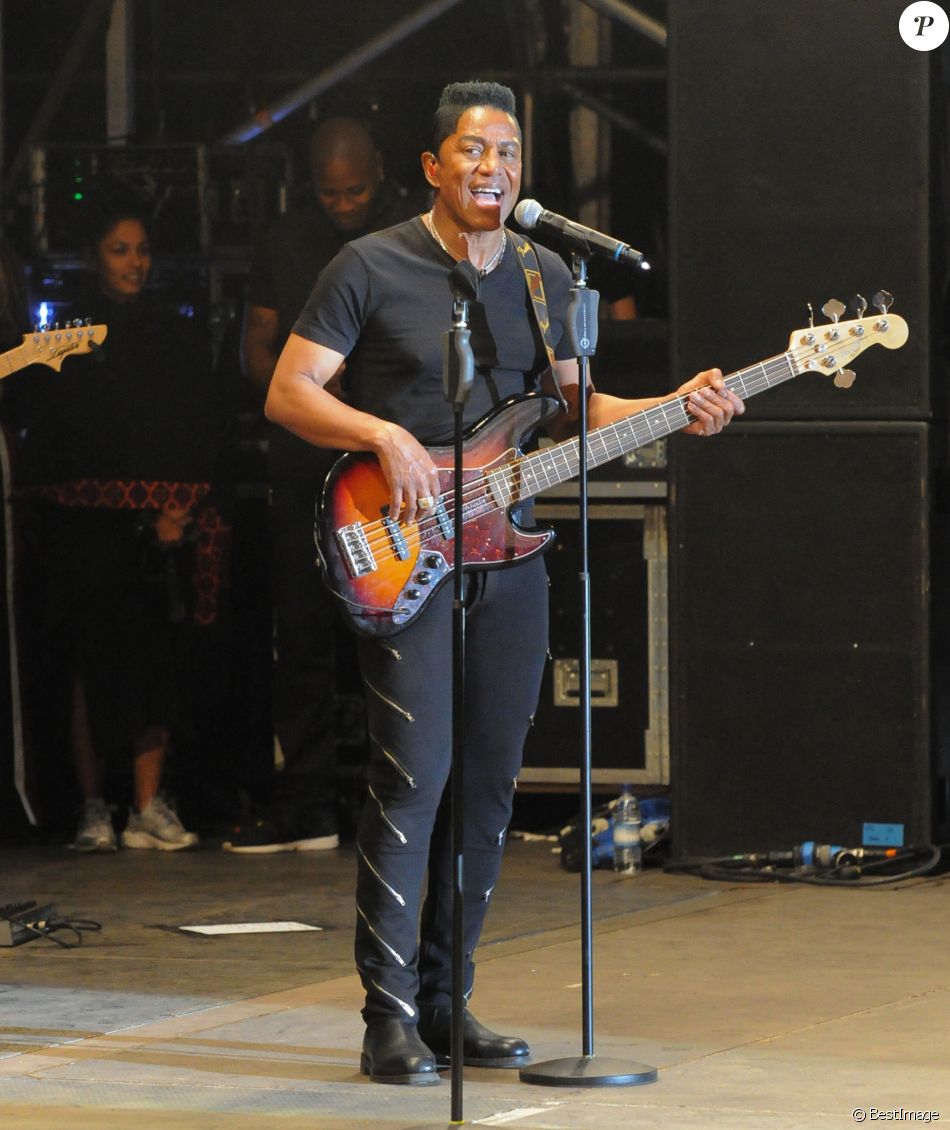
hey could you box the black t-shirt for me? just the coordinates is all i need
[292,217,575,446]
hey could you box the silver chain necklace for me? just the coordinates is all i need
[423,210,507,276]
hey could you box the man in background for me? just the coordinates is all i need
[225,116,421,853]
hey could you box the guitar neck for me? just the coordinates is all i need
[512,350,798,498]
[0,343,27,380]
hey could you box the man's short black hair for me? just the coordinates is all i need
[432,81,519,152]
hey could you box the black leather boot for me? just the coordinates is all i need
[359,1018,441,1085]
[416,1005,531,1067]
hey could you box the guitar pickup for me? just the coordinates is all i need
[433,498,453,540]
[382,515,410,560]
[337,522,377,577]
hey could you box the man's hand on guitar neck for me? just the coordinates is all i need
[671,368,745,436]
[549,361,744,440]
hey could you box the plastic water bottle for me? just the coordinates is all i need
[613,785,642,875]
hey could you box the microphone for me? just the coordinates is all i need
[514,199,649,270]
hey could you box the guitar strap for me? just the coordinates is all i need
[510,229,569,413]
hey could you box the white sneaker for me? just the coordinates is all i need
[121,796,199,852]
[70,798,117,853]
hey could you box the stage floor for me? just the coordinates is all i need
[1,837,949,1129]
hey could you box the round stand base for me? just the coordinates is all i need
[519,1054,658,1087]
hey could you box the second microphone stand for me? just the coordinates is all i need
[519,253,657,1088]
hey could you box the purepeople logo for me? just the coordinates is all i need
[899,1,949,49]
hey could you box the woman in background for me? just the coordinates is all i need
[16,194,222,851]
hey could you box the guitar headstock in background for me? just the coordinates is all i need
[0,321,109,381]
[23,321,108,372]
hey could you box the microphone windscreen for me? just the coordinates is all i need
[513,198,542,229]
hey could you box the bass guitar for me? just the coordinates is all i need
[318,298,908,637]
[0,321,108,380]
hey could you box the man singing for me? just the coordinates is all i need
[266,80,742,1085]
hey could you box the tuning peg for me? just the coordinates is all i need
[834,368,856,389]
[806,302,816,329]
[851,294,868,319]
[872,290,894,314]
[822,298,846,323]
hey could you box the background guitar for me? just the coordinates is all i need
[0,322,108,380]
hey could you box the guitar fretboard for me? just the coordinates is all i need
[0,345,26,379]
[484,350,798,506]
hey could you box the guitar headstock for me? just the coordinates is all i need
[788,291,907,388]
[25,321,108,372]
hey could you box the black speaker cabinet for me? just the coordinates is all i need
[520,497,669,787]
[670,423,930,858]
[668,0,933,420]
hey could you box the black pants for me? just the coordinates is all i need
[268,471,338,813]
[354,555,548,1023]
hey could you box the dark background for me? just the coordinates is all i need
[0,0,669,307]
[3,1,950,856]
[0,0,671,839]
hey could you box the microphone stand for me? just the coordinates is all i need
[442,262,477,1123]
[520,253,657,1088]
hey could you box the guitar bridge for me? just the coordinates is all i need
[337,522,377,577]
